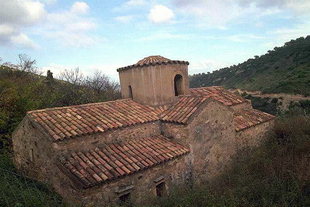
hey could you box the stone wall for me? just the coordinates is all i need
[235,120,274,148]
[53,121,160,153]
[161,100,237,183]
[12,116,54,182]
[53,155,191,206]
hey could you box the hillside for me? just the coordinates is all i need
[190,36,310,96]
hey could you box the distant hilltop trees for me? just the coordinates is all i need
[190,36,310,96]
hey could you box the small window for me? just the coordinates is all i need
[174,74,183,96]
[156,182,166,197]
[119,193,131,206]
[128,85,133,99]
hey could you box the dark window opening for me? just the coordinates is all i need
[128,85,133,99]
[174,74,183,96]
[156,182,166,197]
[119,193,131,206]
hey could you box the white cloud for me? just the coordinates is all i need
[266,21,310,48]
[237,0,310,14]
[0,0,45,48]
[173,0,310,27]
[0,0,45,25]
[125,0,146,7]
[138,32,189,41]
[10,33,39,49]
[70,1,89,14]
[39,0,57,5]
[38,1,99,47]
[114,0,146,12]
[226,34,265,42]
[0,24,15,37]
[115,15,134,23]
[148,5,175,24]
[0,0,98,48]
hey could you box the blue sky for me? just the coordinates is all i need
[1,0,309,81]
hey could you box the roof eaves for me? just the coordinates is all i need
[117,60,189,72]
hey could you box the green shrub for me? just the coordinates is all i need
[0,152,65,207]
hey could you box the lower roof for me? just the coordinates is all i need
[234,109,275,131]
[58,135,189,188]
[190,86,246,106]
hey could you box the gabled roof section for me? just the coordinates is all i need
[58,135,189,188]
[190,86,246,106]
[117,55,189,72]
[27,99,159,141]
[234,109,275,131]
[160,96,208,124]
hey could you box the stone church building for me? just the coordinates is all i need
[12,56,275,206]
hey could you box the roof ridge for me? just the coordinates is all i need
[27,98,133,114]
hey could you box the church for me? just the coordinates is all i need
[12,56,275,206]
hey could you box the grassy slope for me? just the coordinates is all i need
[190,36,310,96]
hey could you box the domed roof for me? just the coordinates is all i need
[136,55,171,65]
[117,55,189,72]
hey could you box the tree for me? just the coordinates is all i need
[17,54,39,74]
[85,71,109,94]
[59,67,84,85]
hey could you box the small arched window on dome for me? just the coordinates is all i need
[128,85,133,99]
[174,74,183,96]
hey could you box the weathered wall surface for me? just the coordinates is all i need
[187,101,236,182]
[12,116,54,183]
[119,64,189,106]
[162,101,238,182]
[53,155,191,206]
[236,120,274,148]
[53,121,160,153]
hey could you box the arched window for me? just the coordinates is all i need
[174,74,183,96]
[128,85,133,99]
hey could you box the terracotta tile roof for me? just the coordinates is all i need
[137,55,171,65]
[27,99,159,141]
[190,86,246,106]
[117,55,189,72]
[160,96,208,124]
[234,109,275,131]
[58,135,189,188]
[150,104,171,114]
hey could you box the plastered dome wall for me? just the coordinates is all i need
[117,55,190,107]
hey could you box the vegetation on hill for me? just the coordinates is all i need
[190,36,310,96]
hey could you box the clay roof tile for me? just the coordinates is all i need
[58,135,189,188]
